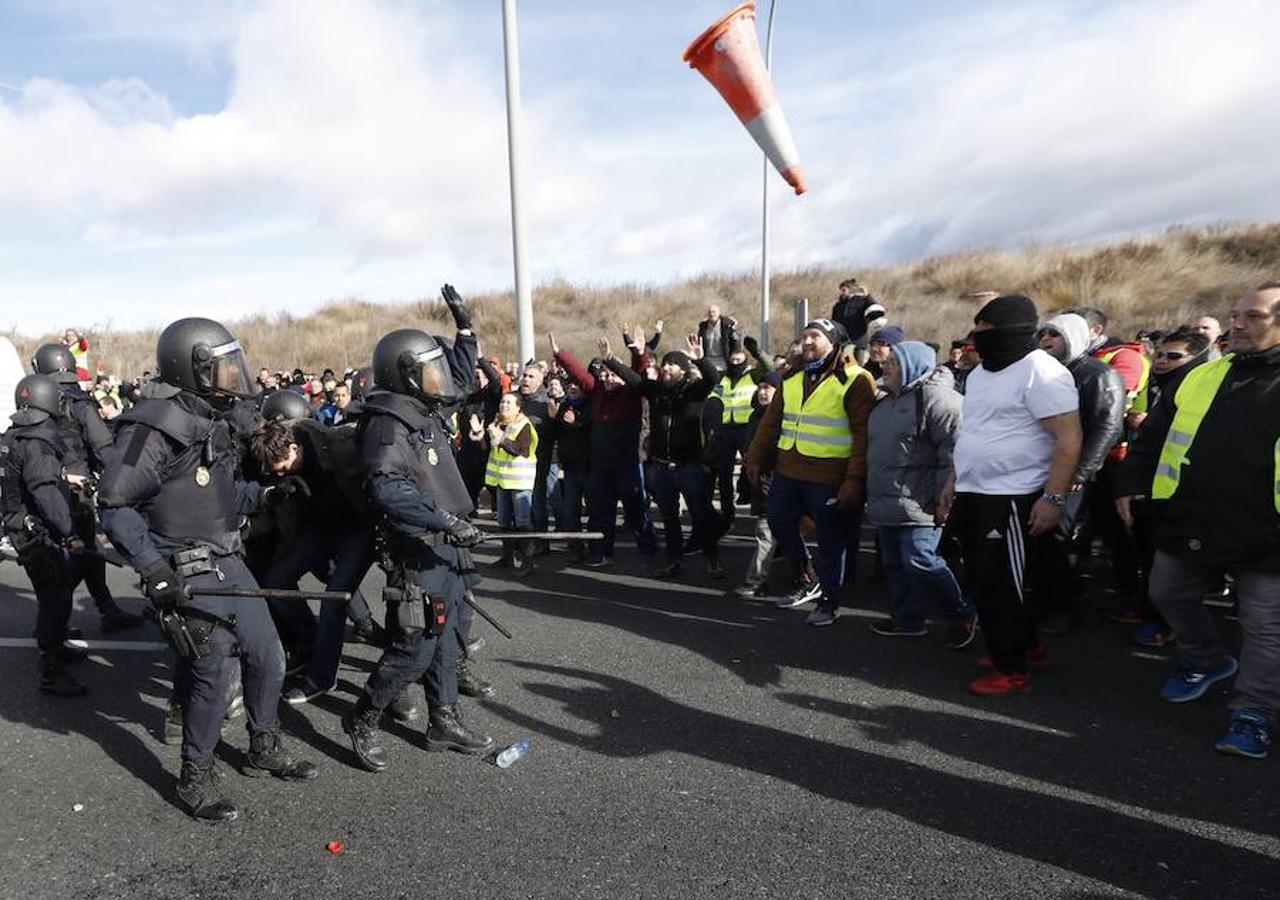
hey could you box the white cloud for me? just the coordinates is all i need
[0,0,1277,332]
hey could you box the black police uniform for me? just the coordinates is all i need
[98,389,286,761]
[342,310,493,770]
[1,402,87,696]
[96,317,315,823]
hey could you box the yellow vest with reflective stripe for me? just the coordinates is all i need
[485,415,539,490]
[1149,356,1278,511]
[716,373,756,425]
[777,368,855,459]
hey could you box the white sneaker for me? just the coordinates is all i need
[776,582,822,609]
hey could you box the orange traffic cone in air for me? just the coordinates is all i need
[683,1,807,195]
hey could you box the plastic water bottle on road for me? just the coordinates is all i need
[495,739,530,769]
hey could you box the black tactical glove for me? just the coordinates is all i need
[141,560,185,612]
[264,475,311,505]
[441,513,483,548]
[441,283,472,331]
[743,335,761,360]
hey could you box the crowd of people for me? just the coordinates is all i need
[1,276,1277,823]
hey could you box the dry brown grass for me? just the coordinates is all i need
[10,222,1279,377]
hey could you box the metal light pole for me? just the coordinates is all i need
[501,0,534,364]
[760,0,779,355]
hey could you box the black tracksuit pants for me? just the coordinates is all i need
[950,492,1040,674]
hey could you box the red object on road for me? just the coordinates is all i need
[326,841,344,854]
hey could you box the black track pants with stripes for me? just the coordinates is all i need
[949,492,1040,674]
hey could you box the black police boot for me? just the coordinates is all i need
[342,696,389,772]
[59,644,89,664]
[351,615,385,646]
[242,728,319,780]
[98,599,145,633]
[38,653,87,697]
[425,703,494,755]
[164,698,184,745]
[178,758,238,824]
[457,659,495,698]
[384,686,421,723]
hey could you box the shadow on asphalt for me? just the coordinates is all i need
[486,660,1274,897]
[0,653,187,814]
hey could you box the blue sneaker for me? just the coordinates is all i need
[1160,657,1238,703]
[805,603,839,627]
[1214,709,1272,759]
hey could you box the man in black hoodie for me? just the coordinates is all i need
[1116,282,1280,759]
[642,335,723,579]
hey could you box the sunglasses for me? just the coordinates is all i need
[1154,350,1188,361]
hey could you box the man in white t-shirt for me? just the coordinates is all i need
[938,295,1082,695]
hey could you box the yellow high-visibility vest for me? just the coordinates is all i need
[1151,354,1279,514]
[715,373,756,425]
[776,368,856,459]
[485,414,539,490]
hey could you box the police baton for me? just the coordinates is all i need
[477,531,605,541]
[184,587,353,602]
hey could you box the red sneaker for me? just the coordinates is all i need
[969,671,1030,696]
[978,642,1049,670]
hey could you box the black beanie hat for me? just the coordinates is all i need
[802,318,849,346]
[661,350,692,369]
[974,294,1038,328]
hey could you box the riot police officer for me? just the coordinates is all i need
[98,318,317,823]
[30,343,144,632]
[342,285,494,771]
[1,374,89,697]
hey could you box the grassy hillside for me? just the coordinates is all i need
[10,222,1279,378]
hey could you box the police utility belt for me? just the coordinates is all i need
[382,581,449,636]
[157,546,240,661]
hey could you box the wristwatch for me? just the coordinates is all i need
[1040,491,1067,508]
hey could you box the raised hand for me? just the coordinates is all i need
[686,333,703,359]
[441,283,472,331]
[598,336,612,358]
[548,332,560,355]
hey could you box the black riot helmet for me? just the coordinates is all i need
[155,318,255,403]
[14,374,62,421]
[261,389,311,423]
[371,329,460,404]
[30,344,79,385]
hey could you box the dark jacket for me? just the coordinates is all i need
[1,417,76,554]
[831,295,885,347]
[1066,354,1126,483]
[549,400,591,470]
[697,317,739,372]
[556,349,643,470]
[642,357,719,465]
[1117,346,1280,570]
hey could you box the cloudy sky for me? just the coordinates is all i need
[1,0,1276,332]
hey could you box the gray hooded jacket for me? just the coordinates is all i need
[867,341,962,527]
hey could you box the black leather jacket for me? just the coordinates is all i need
[1066,354,1126,483]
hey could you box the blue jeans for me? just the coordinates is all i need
[767,473,858,606]
[877,525,972,629]
[496,488,532,530]
[648,462,721,563]
[586,464,657,558]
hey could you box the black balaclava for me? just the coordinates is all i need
[972,295,1039,372]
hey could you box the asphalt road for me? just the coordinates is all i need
[0,526,1276,900]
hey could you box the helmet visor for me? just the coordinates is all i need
[410,346,458,402]
[209,341,255,398]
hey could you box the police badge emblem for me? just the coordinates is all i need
[194,466,212,487]
[427,447,439,466]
